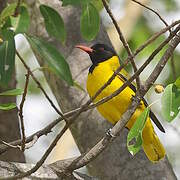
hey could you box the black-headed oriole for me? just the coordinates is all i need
[76,43,165,162]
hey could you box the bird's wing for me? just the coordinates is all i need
[116,72,165,133]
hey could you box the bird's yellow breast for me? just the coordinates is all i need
[87,56,143,125]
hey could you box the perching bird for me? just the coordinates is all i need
[76,43,165,162]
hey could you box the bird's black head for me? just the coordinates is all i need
[89,44,117,64]
[76,43,117,65]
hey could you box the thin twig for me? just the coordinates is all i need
[1,105,87,180]
[0,113,72,155]
[0,123,69,180]
[24,135,38,149]
[102,0,141,89]
[132,0,171,34]
[16,50,68,123]
[170,54,176,80]
[134,20,180,56]
[18,71,30,152]
[0,140,20,149]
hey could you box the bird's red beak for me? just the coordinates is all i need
[75,45,93,54]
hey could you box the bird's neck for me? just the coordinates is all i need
[89,56,120,73]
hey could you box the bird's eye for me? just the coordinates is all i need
[99,47,104,51]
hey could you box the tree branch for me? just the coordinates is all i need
[102,0,141,89]
[18,71,30,151]
[16,50,68,122]
[170,54,176,80]
[0,159,96,179]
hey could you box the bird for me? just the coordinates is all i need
[76,43,166,162]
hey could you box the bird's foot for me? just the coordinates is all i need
[131,95,143,106]
[106,128,116,138]
[131,95,135,102]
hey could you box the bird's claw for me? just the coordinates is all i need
[106,128,116,138]
[131,95,135,101]
[131,95,143,106]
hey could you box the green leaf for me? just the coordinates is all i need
[0,88,23,96]
[0,30,15,87]
[160,0,177,11]
[60,0,108,10]
[161,84,173,121]
[26,35,73,85]
[161,84,180,122]
[0,103,16,110]
[0,3,17,27]
[80,3,100,41]
[10,5,30,34]
[127,107,150,156]
[128,134,142,156]
[91,0,104,11]
[60,0,90,6]
[174,76,180,89]
[40,5,66,43]
[1,17,12,30]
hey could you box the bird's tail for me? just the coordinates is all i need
[142,117,166,162]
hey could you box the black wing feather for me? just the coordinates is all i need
[117,72,165,133]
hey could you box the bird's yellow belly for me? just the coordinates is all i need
[87,65,142,126]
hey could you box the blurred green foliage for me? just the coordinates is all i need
[160,0,178,11]
[120,16,180,85]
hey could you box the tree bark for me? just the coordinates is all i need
[27,0,176,179]
[0,1,25,163]
[0,159,97,179]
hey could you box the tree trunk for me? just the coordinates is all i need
[0,1,25,163]
[28,0,176,179]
